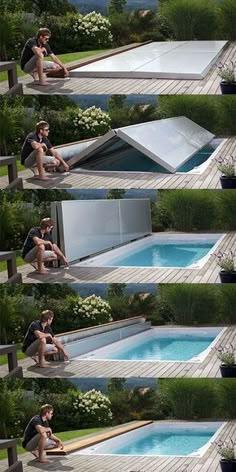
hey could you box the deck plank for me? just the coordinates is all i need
[0,422,234,472]
[0,43,235,97]
[1,137,233,190]
[1,326,234,379]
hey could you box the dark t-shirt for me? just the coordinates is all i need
[21,132,53,164]
[20,37,53,70]
[22,320,54,353]
[22,227,53,259]
[22,415,49,448]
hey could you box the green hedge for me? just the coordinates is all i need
[156,285,219,325]
[219,0,236,40]
[159,0,219,40]
[160,379,218,419]
[158,96,236,136]
[153,190,236,232]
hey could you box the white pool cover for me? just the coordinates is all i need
[68,117,215,173]
[70,41,228,80]
[51,199,152,263]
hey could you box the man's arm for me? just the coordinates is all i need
[49,54,69,76]
[34,329,53,341]
[32,46,45,58]
[32,236,53,248]
[31,140,47,152]
[35,424,52,435]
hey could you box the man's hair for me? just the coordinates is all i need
[40,218,55,230]
[36,28,51,40]
[35,121,49,134]
[40,404,54,416]
[40,310,54,322]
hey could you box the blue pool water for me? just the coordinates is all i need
[107,335,215,361]
[80,144,214,173]
[113,431,215,456]
[107,243,213,267]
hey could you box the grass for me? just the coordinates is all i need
[0,256,25,272]
[0,428,106,460]
[0,345,26,366]
[0,49,110,82]
[0,160,24,177]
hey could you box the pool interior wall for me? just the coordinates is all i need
[75,233,225,269]
[74,422,225,457]
[72,327,225,363]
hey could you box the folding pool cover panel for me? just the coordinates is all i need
[70,41,228,80]
[51,199,152,263]
[68,117,215,174]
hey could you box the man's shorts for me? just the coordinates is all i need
[25,339,57,357]
[24,149,57,169]
[23,55,57,74]
[25,433,56,452]
[24,246,56,263]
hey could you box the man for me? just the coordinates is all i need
[21,121,70,181]
[22,217,69,275]
[22,310,69,368]
[20,28,69,86]
[22,404,63,463]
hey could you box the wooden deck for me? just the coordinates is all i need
[0,137,234,190]
[0,326,234,379]
[0,421,235,472]
[0,232,234,284]
[0,42,235,96]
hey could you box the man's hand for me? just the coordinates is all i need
[56,440,64,449]
[45,240,53,249]
[41,143,48,152]
[46,427,52,435]
[63,67,69,77]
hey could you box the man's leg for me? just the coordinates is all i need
[52,338,69,360]
[51,150,69,172]
[52,244,69,266]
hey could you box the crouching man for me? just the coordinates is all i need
[22,217,69,275]
[20,28,69,86]
[21,121,69,181]
[22,404,64,463]
[22,310,69,368]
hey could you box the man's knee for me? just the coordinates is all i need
[39,337,46,345]
[37,244,45,252]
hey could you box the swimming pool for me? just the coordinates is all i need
[74,327,225,362]
[77,141,221,174]
[76,233,224,269]
[75,422,225,457]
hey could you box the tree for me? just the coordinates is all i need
[108,0,127,15]
[31,0,77,16]
[107,378,126,394]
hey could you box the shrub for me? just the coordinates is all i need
[218,191,236,230]
[218,380,236,418]
[158,284,219,325]
[154,190,218,231]
[73,12,113,49]
[219,285,236,324]
[109,295,131,320]
[72,295,113,328]
[160,379,218,419]
[218,97,236,135]
[160,0,219,40]
[72,106,112,139]
[73,389,113,427]
[220,0,236,40]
